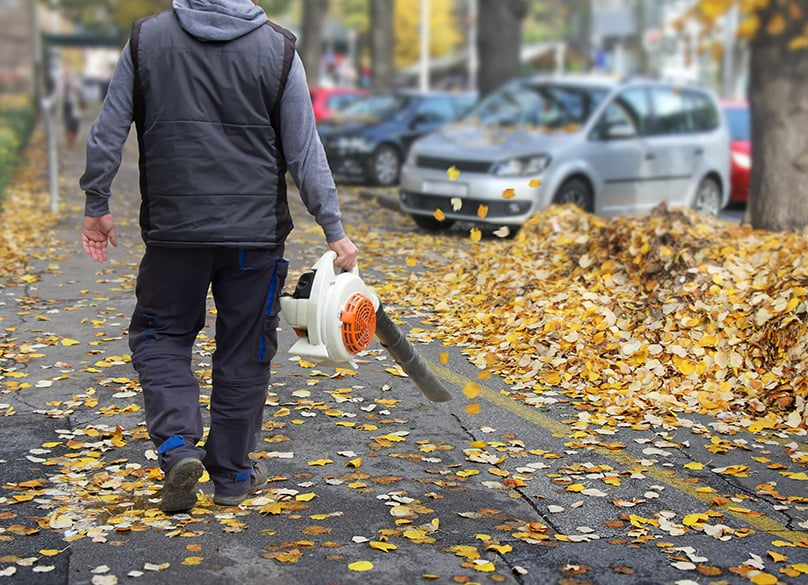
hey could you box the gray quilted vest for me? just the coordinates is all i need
[130,10,296,247]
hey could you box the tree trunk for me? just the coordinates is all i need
[747,3,808,231]
[476,0,527,97]
[300,0,329,87]
[369,0,395,91]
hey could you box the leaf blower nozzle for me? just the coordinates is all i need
[373,302,452,402]
[279,252,452,402]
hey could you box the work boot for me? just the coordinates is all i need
[213,461,269,506]
[160,457,204,513]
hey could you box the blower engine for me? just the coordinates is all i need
[279,251,452,402]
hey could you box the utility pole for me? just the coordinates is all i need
[419,0,429,91]
[467,0,477,91]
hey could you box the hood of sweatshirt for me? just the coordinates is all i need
[173,0,267,41]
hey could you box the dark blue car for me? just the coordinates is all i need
[316,90,477,186]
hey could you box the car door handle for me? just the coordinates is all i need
[645,153,656,160]
[694,147,704,156]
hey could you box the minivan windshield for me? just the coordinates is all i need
[338,94,409,122]
[464,81,609,130]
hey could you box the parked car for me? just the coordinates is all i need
[399,74,731,231]
[721,100,751,204]
[310,86,369,122]
[316,90,477,186]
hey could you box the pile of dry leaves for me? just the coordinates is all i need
[406,204,808,431]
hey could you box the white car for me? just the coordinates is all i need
[399,74,730,231]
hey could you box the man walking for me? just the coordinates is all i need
[80,0,358,513]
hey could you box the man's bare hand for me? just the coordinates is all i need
[82,214,118,262]
[328,236,358,271]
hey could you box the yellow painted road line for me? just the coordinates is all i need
[427,360,808,545]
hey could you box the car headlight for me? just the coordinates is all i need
[731,151,751,169]
[492,154,551,177]
[335,136,373,153]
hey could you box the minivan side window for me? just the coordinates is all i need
[650,87,693,134]
[687,90,720,132]
[649,87,720,134]
[594,87,650,139]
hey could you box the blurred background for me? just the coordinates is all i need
[0,1,746,102]
[0,0,754,219]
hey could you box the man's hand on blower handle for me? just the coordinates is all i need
[328,236,358,271]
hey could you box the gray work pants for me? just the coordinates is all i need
[128,245,287,497]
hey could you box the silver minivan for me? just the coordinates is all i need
[399,74,731,231]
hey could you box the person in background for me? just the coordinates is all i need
[62,68,83,148]
[79,0,358,513]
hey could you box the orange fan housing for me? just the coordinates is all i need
[340,293,377,354]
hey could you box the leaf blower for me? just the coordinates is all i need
[279,251,452,402]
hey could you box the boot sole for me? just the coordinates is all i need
[161,458,204,513]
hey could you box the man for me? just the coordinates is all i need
[80,0,358,513]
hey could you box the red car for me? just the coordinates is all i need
[721,100,751,204]
[310,86,369,122]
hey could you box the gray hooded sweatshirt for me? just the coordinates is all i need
[80,0,346,244]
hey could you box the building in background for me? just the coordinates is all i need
[587,0,747,98]
[0,0,37,95]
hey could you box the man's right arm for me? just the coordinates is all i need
[79,41,136,218]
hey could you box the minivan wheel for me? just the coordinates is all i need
[412,213,455,231]
[692,177,722,216]
[369,145,401,186]
[553,178,594,213]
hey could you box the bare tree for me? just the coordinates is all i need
[301,0,329,87]
[369,0,394,91]
[476,0,528,97]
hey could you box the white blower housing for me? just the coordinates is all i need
[280,251,379,368]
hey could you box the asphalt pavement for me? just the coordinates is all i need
[0,112,806,585]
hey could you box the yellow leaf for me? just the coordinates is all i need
[477,204,489,219]
[750,572,778,585]
[790,35,808,50]
[348,561,374,572]
[346,458,362,468]
[439,352,449,364]
[683,512,709,527]
[768,551,788,563]
[465,402,480,415]
[405,256,417,267]
[469,228,482,242]
[474,561,496,572]
[567,483,586,492]
[369,541,397,552]
[49,514,73,529]
[502,188,516,199]
[181,556,204,566]
[433,208,446,221]
[684,462,705,470]
[307,459,333,466]
[780,471,808,480]
[61,338,80,346]
[296,492,316,501]
[463,382,481,398]
[766,14,786,35]
[528,179,542,188]
[39,549,63,557]
[447,165,460,181]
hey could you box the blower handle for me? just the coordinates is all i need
[374,303,452,402]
